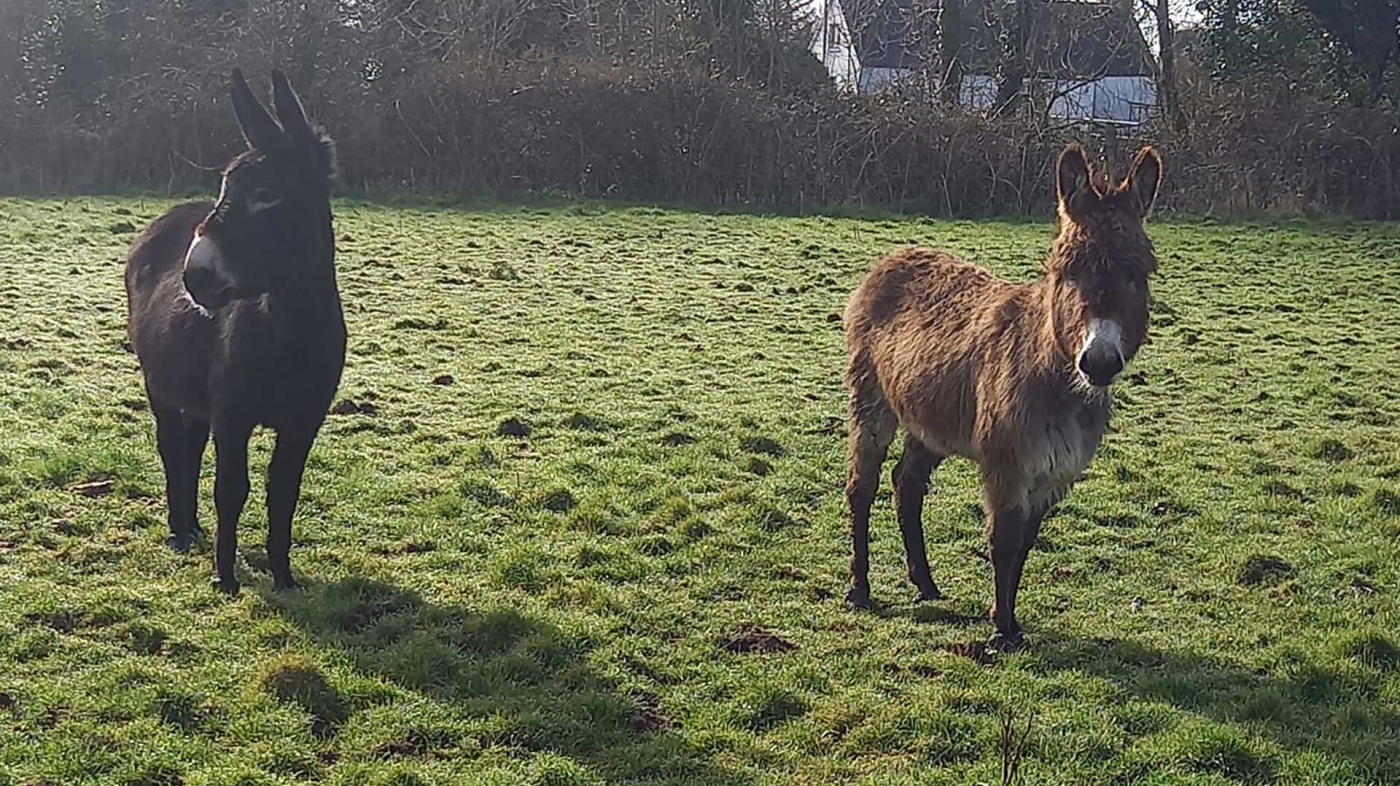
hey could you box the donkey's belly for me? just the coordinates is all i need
[887,371,980,461]
[222,355,343,432]
[902,419,978,462]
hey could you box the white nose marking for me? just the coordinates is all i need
[1078,318,1126,383]
[1081,318,1124,360]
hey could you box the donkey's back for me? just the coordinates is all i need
[125,201,220,417]
[126,201,212,301]
[844,246,1041,463]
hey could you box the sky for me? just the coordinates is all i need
[1168,0,1206,26]
[1140,0,1207,54]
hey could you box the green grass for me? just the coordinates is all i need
[1,195,1399,785]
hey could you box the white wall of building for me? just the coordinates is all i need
[849,69,1155,124]
[802,0,861,91]
[857,67,912,92]
[960,74,999,109]
[1045,76,1157,124]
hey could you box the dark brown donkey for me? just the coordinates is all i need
[843,143,1162,650]
[125,69,345,594]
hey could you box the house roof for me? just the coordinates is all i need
[841,0,923,70]
[1020,1,1154,78]
[842,0,1153,78]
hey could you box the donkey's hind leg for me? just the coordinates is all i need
[893,435,943,602]
[846,395,896,610]
[151,396,210,552]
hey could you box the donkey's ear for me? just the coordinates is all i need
[270,69,336,178]
[230,69,283,151]
[1124,146,1163,216]
[270,70,314,144]
[1056,143,1093,207]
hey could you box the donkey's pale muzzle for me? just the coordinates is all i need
[1077,318,1127,388]
[182,234,236,310]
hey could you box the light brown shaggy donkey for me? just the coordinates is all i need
[843,143,1162,650]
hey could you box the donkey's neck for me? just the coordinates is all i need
[265,248,343,331]
[267,273,341,319]
[269,217,340,321]
[1028,275,1070,364]
[1046,223,1094,271]
[1026,274,1104,406]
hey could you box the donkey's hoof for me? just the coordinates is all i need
[846,587,874,610]
[913,585,943,603]
[213,577,241,596]
[167,524,206,553]
[987,630,1026,653]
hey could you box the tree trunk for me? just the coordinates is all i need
[1155,0,1188,134]
[938,0,966,105]
[992,0,1031,117]
[1300,0,1400,107]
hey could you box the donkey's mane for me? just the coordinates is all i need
[310,125,338,178]
[220,129,337,180]
[1045,221,1158,279]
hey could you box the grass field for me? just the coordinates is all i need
[1,196,1399,785]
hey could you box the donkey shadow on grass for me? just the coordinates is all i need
[1029,634,1400,782]
[860,592,1399,780]
[256,572,1399,782]
[260,575,747,785]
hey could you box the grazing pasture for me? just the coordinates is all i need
[1,196,1399,785]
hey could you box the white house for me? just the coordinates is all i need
[807,0,863,90]
[801,0,1158,125]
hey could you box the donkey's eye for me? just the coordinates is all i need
[247,187,284,212]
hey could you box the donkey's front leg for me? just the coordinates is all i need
[212,420,255,595]
[983,476,1041,651]
[266,424,320,591]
